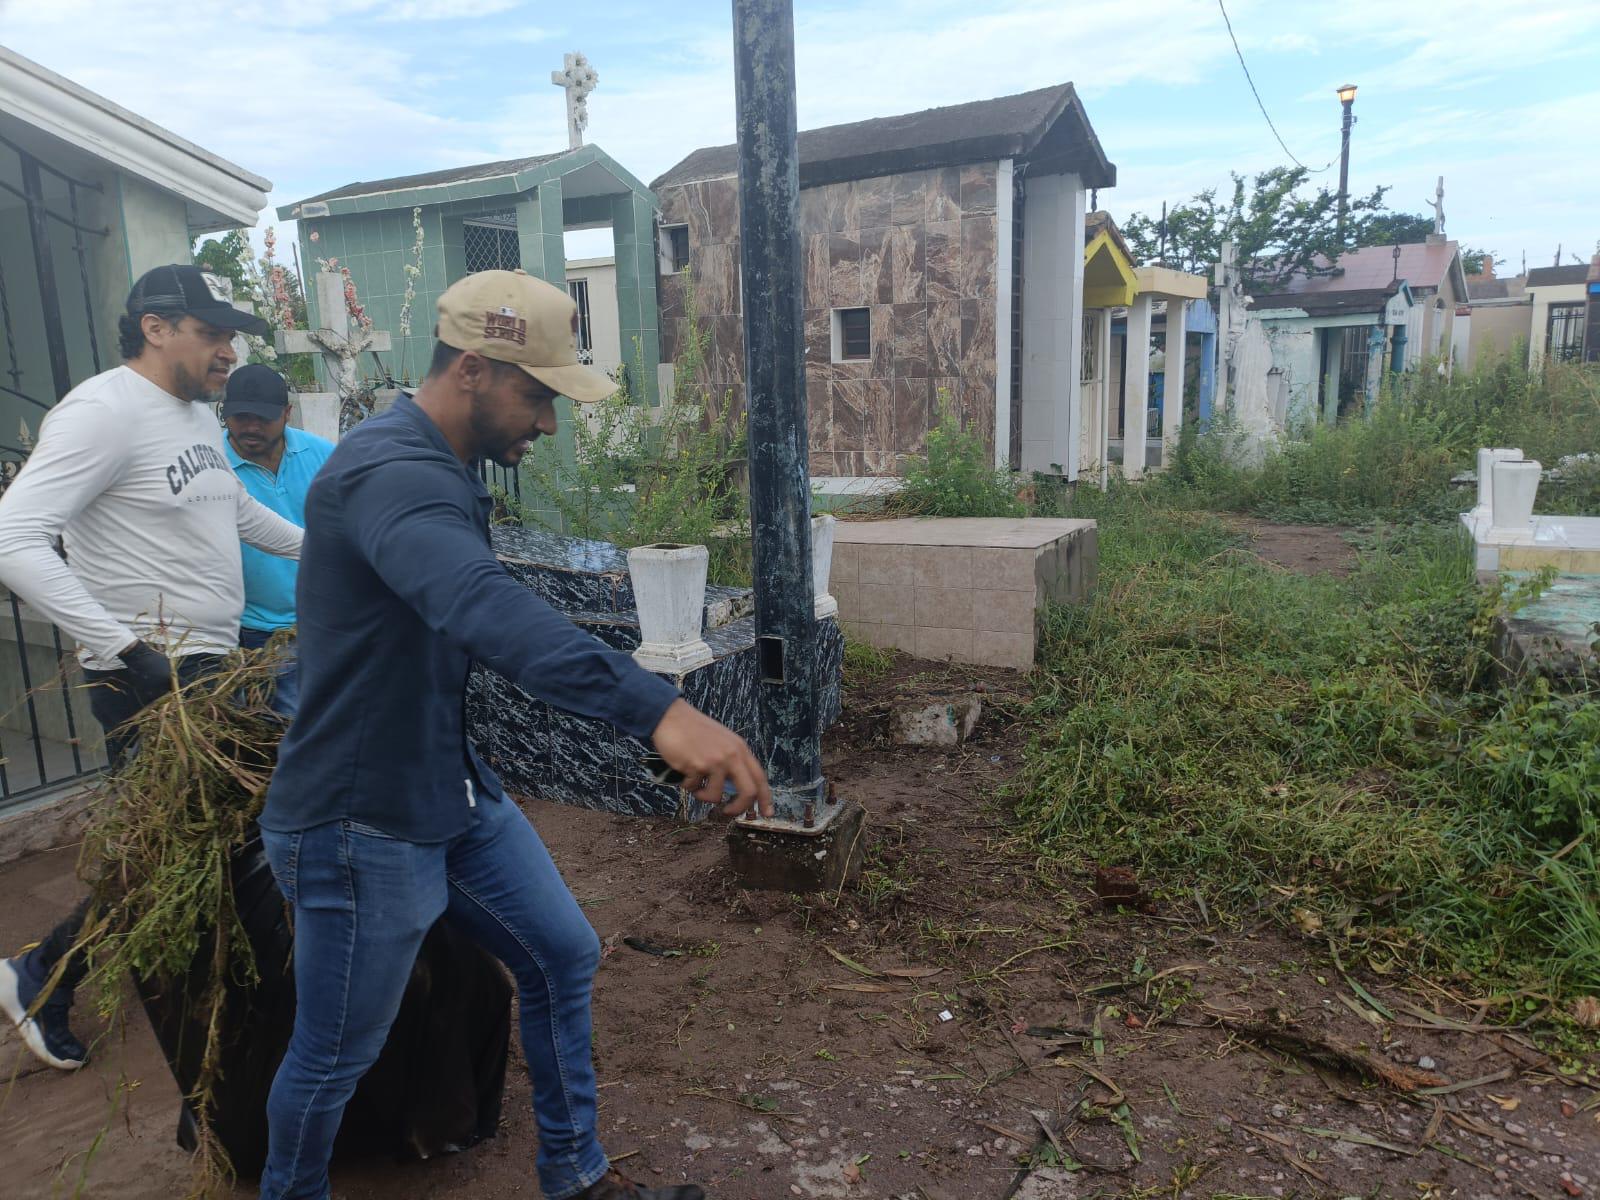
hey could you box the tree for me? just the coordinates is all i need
[1460,247,1500,275]
[1359,212,1435,247]
[194,230,252,295]
[1122,166,1395,291]
[192,231,315,389]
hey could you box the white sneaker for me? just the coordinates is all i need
[0,956,87,1070]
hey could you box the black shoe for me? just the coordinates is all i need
[574,1168,705,1200]
[0,956,88,1070]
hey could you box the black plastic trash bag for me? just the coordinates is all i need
[136,826,511,1178]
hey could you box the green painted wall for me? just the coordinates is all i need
[294,167,667,532]
[0,158,182,452]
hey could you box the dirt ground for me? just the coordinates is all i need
[1222,518,1359,578]
[5,555,1599,1199]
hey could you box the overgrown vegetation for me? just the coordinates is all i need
[516,276,751,585]
[889,395,1023,518]
[1017,482,1599,996]
[1155,358,1600,523]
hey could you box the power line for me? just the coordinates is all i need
[1215,0,1335,173]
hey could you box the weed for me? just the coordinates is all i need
[843,638,895,682]
[891,393,1024,518]
[517,274,751,585]
[1016,484,1600,994]
[1146,358,1600,525]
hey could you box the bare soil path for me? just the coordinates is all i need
[4,619,1597,1199]
[1222,517,1359,578]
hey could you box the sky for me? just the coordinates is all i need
[3,0,1598,272]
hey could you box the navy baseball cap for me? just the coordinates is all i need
[221,364,290,418]
[127,264,270,336]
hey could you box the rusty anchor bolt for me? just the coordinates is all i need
[825,781,838,805]
[802,800,815,829]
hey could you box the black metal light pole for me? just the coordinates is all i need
[1335,83,1357,241]
[731,0,823,828]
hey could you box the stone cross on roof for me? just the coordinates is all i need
[551,52,598,151]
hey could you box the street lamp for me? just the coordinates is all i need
[1336,83,1358,241]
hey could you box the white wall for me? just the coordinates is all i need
[566,256,622,379]
[1018,172,1085,476]
[1527,281,1587,368]
[1265,321,1319,424]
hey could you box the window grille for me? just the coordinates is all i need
[568,279,593,363]
[662,225,690,273]
[463,212,521,274]
[1548,303,1584,363]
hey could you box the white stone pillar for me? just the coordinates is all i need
[1123,294,1153,480]
[1062,174,1087,483]
[1095,310,1112,490]
[992,159,1015,470]
[1161,298,1188,467]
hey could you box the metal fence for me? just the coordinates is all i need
[0,131,115,812]
[0,589,105,811]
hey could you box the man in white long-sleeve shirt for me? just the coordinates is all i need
[0,264,303,1071]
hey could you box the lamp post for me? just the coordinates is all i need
[1335,83,1358,241]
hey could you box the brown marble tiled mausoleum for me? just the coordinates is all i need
[652,83,1117,480]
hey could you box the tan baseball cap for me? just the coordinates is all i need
[435,269,617,404]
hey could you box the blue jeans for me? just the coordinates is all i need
[259,787,606,1200]
[239,626,299,719]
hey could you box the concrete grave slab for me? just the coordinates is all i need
[831,517,1096,669]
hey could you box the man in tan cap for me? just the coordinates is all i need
[258,270,767,1200]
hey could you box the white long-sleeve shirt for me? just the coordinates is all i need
[0,365,303,669]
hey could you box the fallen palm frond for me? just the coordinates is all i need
[64,648,285,1196]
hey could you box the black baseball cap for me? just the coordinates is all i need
[126,264,270,336]
[221,364,290,418]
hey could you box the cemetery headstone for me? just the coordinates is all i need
[275,270,392,443]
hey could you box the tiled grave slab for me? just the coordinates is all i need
[1492,573,1600,687]
[831,517,1097,669]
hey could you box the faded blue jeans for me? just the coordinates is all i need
[239,626,300,719]
[258,785,607,1200]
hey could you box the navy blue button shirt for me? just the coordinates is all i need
[260,394,681,843]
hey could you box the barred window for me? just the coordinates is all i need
[462,212,521,274]
[1548,303,1584,363]
[568,279,593,363]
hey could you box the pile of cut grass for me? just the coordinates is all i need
[66,652,284,1196]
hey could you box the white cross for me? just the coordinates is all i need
[551,52,598,150]
[274,270,393,442]
[276,270,392,404]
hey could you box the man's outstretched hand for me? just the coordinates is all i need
[651,698,772,818]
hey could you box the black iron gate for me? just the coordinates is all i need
[0,133,113,810]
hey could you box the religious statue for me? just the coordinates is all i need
[1427,177,1445,236]
[551,52,599,150]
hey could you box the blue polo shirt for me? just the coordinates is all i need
[225,425,335,632]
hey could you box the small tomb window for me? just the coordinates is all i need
[832,307,871,362]
[660,224,690,274]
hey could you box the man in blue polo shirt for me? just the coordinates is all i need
[222,365,333,717]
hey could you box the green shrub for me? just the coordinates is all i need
[893,395,1024,518]
[517,276,751,585]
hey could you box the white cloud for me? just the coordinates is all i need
[379,0,522,20]
[3,0,1594,272]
